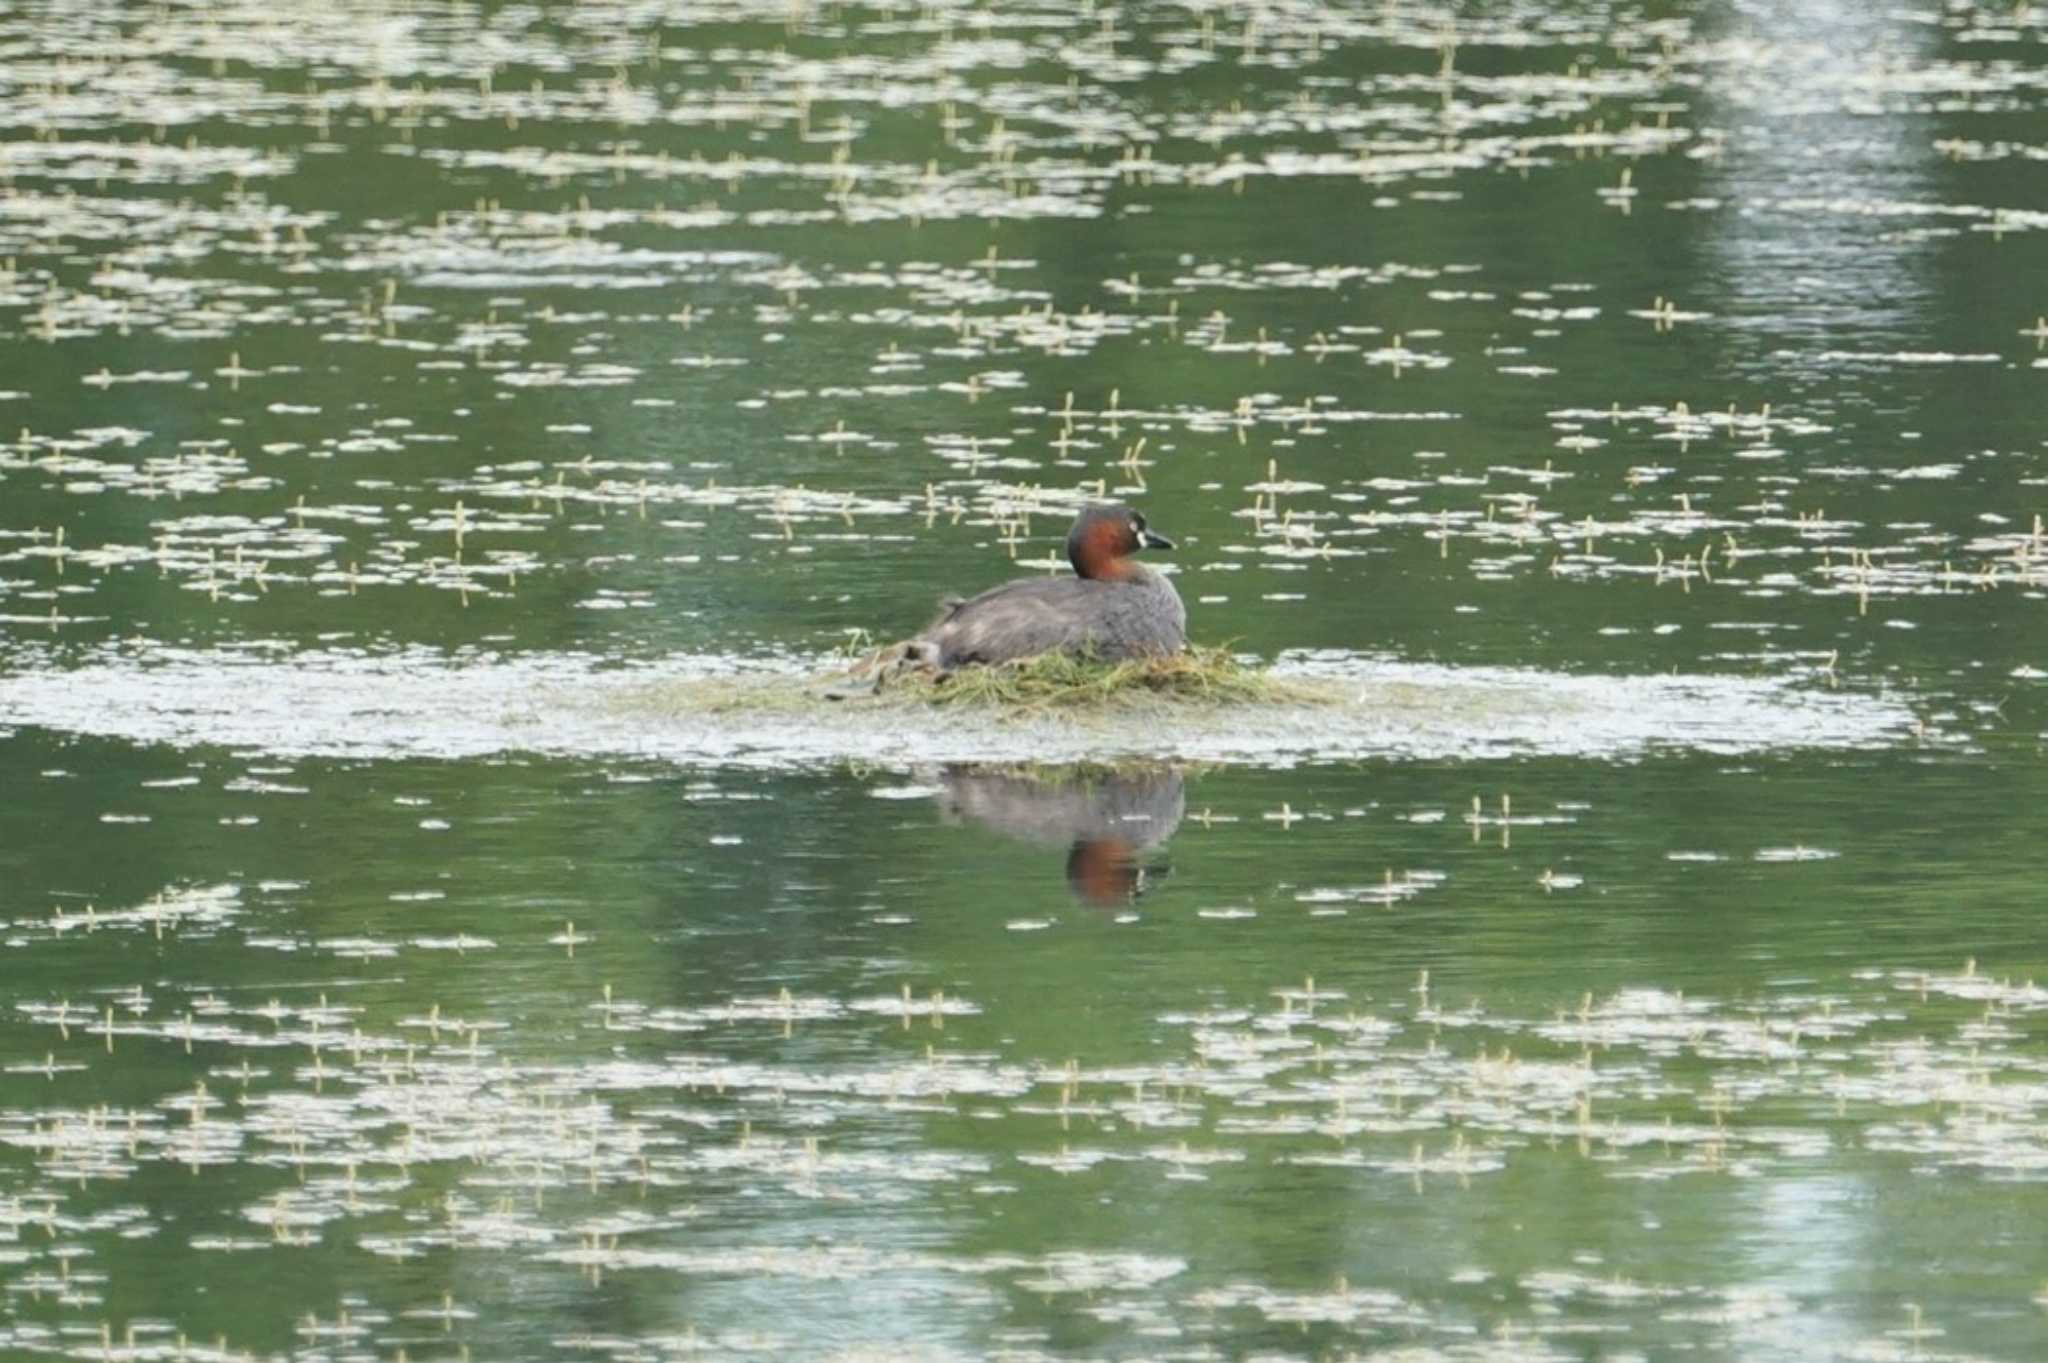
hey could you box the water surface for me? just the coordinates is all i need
[2,1,2046,1359]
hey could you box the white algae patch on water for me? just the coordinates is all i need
[0,644,1914,765]
[2,935,2046,1361]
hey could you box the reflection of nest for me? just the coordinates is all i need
[937,765,1184,906]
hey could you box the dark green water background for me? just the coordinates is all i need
[1,1,2045,1359]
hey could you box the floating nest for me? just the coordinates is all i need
[595,645,1346,722]
[827,644,1339,712]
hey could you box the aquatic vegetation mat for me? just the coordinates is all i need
[0,642,1917,765]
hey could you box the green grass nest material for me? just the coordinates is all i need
[866,645,1335,711]
[599,646,1339,718]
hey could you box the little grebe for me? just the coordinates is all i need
[907,503,1186,671]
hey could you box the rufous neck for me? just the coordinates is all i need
[1071,520,1135,580]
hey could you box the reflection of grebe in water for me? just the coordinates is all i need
[935,766,1184,906]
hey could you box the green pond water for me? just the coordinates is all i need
[2,1,2047,1359]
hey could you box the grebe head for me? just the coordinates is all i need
[1066,503,1174,581]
